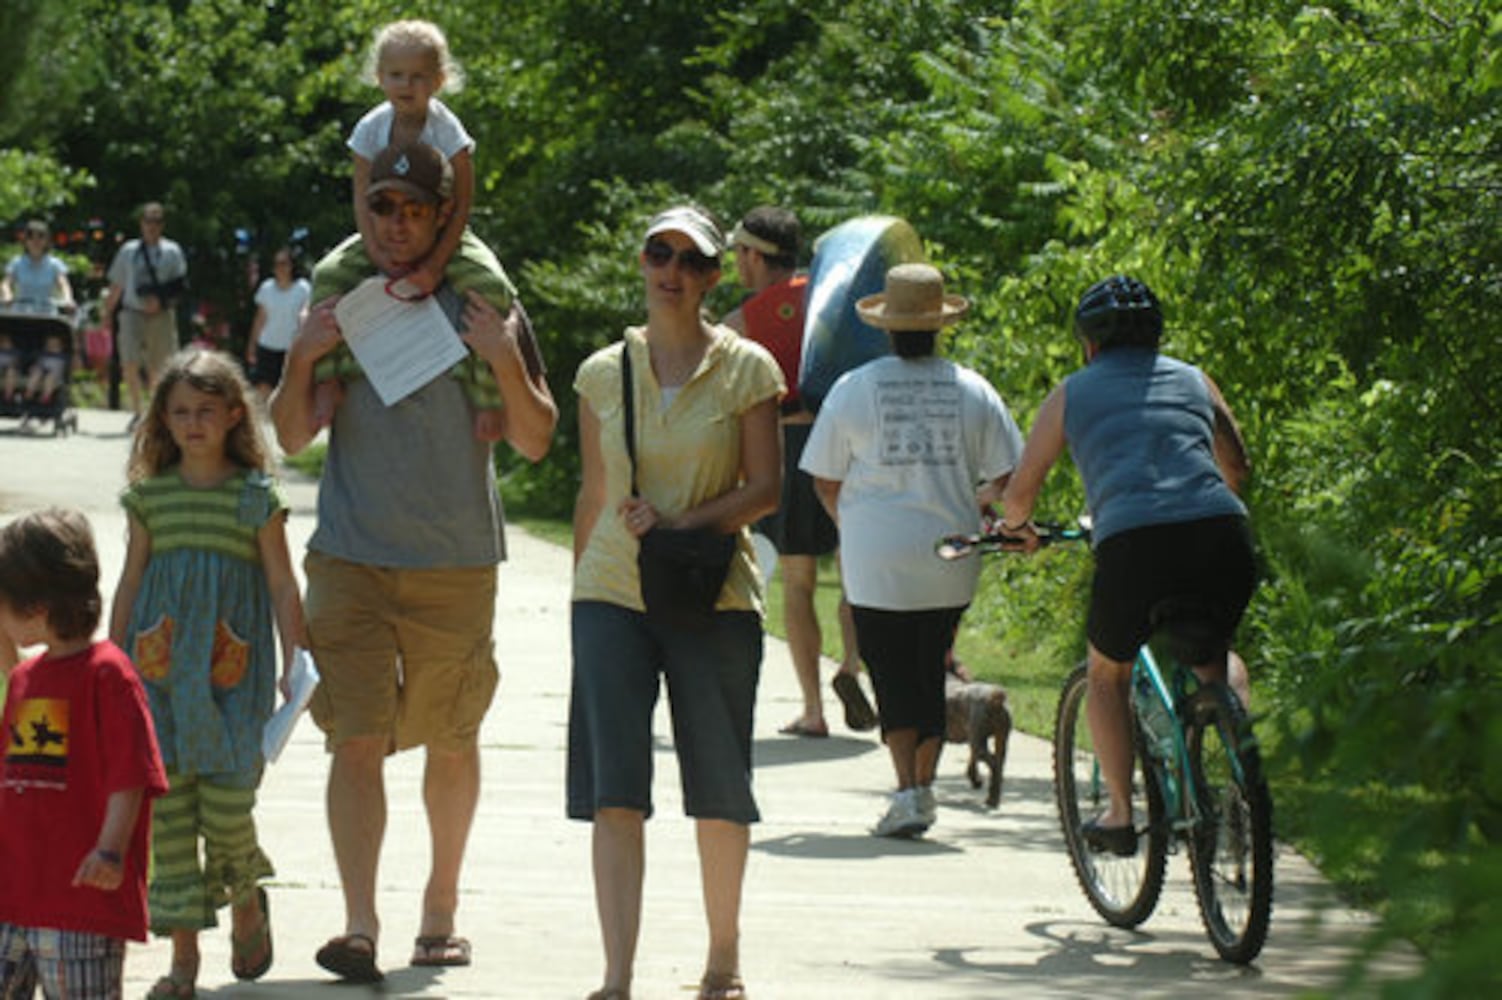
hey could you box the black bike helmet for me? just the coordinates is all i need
[1074,275,1163,349]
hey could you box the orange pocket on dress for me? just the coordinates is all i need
[132,615,175,681]
[210,620,250,689]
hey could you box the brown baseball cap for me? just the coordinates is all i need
[367,142,453,204]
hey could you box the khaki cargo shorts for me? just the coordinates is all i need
[305,551,499,753]
[117,308,177,372]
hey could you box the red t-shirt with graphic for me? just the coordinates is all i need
[0,641,167,940]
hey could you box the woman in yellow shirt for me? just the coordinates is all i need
[567,206,783,1000]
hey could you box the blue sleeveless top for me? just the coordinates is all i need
[1064,348,1246,545]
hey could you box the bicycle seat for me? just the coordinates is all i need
[1148,598,1224,667]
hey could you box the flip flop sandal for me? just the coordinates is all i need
[411,934,472,967]
[146,973,195,999]
[315,932,383,983]
[231,886,273,981]
[697,971,747,999]
[778,718,829,738]
[832,672,878,731]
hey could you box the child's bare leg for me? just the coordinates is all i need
[157,928,200,996]
[310,379,344,433]
[473,407,506,443]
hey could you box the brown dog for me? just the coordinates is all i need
[944,674,1012,808]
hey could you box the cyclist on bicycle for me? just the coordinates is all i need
[998,276,1256,857]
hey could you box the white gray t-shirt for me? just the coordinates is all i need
[253,277,311,351]
[107,238,188,312]
[347,98,474,161]
[801,355,1024,610]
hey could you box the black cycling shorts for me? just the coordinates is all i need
[1087,515,1256,665]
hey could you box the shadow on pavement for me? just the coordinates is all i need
[753,830,964,860]
[753,733,877,767]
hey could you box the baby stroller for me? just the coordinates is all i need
[0,306,79,436]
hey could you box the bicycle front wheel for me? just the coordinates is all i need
[1053,661,1169,928]
[1186,684,1274,963]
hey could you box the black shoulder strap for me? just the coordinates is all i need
[137,242,163,291]
[621,341,639,498]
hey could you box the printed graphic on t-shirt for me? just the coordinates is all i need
[5,697,69,789]
[877,374,961,466]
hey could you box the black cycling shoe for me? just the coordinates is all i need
[1082,819,1139,857]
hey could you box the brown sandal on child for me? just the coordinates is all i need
[697,971,747,999]
[230,886,273,980]
[146,973,196,999]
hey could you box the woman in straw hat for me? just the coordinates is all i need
[801,262,1025,838]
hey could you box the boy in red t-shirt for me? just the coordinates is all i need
[0,508,168,998]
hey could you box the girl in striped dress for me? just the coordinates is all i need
[110,349,306,999]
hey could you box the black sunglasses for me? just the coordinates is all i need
[369,197,435,220]
[643,240,718,274]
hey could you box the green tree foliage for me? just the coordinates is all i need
[6,1,1497,989]
[0,3,94,223]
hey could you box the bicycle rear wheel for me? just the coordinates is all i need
[1053,661,1168,928]
[1185,684,1274,963]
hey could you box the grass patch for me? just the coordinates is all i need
[761,553,855,664]
[511,514,572,550]
[68,372,108,409]
[281,441,327,478]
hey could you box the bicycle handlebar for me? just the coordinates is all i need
[934,521,1092,561]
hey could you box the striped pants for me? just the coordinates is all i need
[149,771,274,933]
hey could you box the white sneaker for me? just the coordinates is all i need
[915,785,937,827]
[872,789,929,838]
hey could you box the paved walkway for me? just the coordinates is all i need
[0,409,1419,998]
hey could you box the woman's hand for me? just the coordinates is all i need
[618,496,665,538]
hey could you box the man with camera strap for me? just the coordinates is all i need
[103,201,189,428]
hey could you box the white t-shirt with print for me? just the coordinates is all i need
[801,355,1024,610]
[347,98,474,162]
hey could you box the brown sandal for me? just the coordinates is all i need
[146,973,196,999]
[411,934,472,967]
[832,672,878,731]
[315,932,383,983]
[698,971,747,999]
[230,886,272,980]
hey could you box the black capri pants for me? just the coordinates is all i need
[850,605,967,742]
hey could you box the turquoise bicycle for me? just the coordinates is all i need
[937,523,1274,964]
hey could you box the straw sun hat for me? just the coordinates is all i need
[855,263,969,332]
